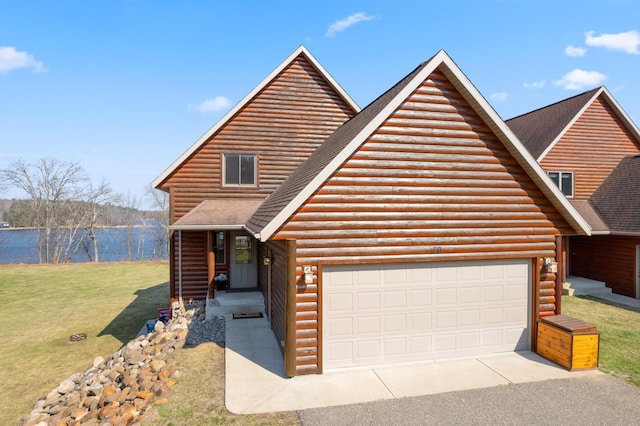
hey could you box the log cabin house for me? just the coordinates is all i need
[507,87,640,299]
[154,47,591,376]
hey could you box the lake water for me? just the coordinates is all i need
[0,225,168,264]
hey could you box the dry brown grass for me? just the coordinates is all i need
[145,342,300,425]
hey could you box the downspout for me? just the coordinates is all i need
[178,230,183,303]
[267,249,272,320]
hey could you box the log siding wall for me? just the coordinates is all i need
[570,235,640,298]
[541,98,640,200]
[164,55,356,220]
[274,70,573,375]
[162,54,356,299]
[258,240,288,350]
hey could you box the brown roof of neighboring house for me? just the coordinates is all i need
[505,88,600,159]
[170,198,265,230]
[590,155,640,234]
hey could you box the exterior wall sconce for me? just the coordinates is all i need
[544,257,558,273]
[303,266,314,284]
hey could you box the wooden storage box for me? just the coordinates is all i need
[537,315,599,371]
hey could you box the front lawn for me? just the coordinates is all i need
[0,262,169,425]
[562,295,640,386]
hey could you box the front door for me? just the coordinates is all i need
[230,231,257,288]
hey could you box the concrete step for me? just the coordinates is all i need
[565,276,612,297]
[206,291,265,319]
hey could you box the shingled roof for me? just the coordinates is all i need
[505,88,600,159]
[590,155,640,234]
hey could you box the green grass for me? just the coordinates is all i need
[0,262,169,425]
[562,295,640,386]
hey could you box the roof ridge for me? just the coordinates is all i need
[506,86,601,122]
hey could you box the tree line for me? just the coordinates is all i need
[0,158,169,264]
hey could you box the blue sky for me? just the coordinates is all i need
[1,1,639,208]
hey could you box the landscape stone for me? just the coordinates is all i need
[19,301,205,426]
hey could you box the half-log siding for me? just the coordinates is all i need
[171,231,208,300]
[571,235,640,297]
[163,55,356,221]
[274,70,573,375]
[258,240,288,350]
[541,98,640,200]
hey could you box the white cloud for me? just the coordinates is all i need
[554,69,607,90]
[585,30,640,54]
[326,12,375,37]
[523,80,546,89]
[565,45,587,57]
[0,46,46,73]
[490,92,508,102]
[189,96,232,113]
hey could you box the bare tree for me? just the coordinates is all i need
[120,191,141,261]
[146,185,169,259]
[0,158,118,263]
[0,158,86,263]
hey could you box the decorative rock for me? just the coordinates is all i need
[92,356,105,368]
[19,302,213,426]
[57,379,76,395]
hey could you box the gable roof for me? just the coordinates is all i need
[590,155,640,234]
[246,50,592,241]
[506,87,640,161]
[152,45,360,190]
[506,88,599,159]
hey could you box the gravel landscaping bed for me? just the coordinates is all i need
[183,302,226,346]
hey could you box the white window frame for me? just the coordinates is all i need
[223,153,257,187]
[547,171,574,197]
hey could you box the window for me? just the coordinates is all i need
[214,231,225,264]
[234,235,252,264]
[224,154,256,186]
[548,171,574,197]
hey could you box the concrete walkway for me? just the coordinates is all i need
[567,276,640,310]
[225,314,601,414]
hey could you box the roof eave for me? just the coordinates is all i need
[169,224,246,231]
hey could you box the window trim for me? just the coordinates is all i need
[222,153,257,187]
[547,171,574,198]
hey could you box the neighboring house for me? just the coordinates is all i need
[156,47,590,376]
[507,87,640,298]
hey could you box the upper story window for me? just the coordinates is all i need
[548,171,573,197]
[223,154,256,186]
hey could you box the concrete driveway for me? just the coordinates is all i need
[225,314,603,415]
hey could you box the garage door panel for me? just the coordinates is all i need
[357,292,380,310]
[323,260,530,370]
[384,290,407,308]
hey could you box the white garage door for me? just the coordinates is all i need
[323,260,530,371]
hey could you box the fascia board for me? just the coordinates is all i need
[152,46,359,189]
[599,87,640,144]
